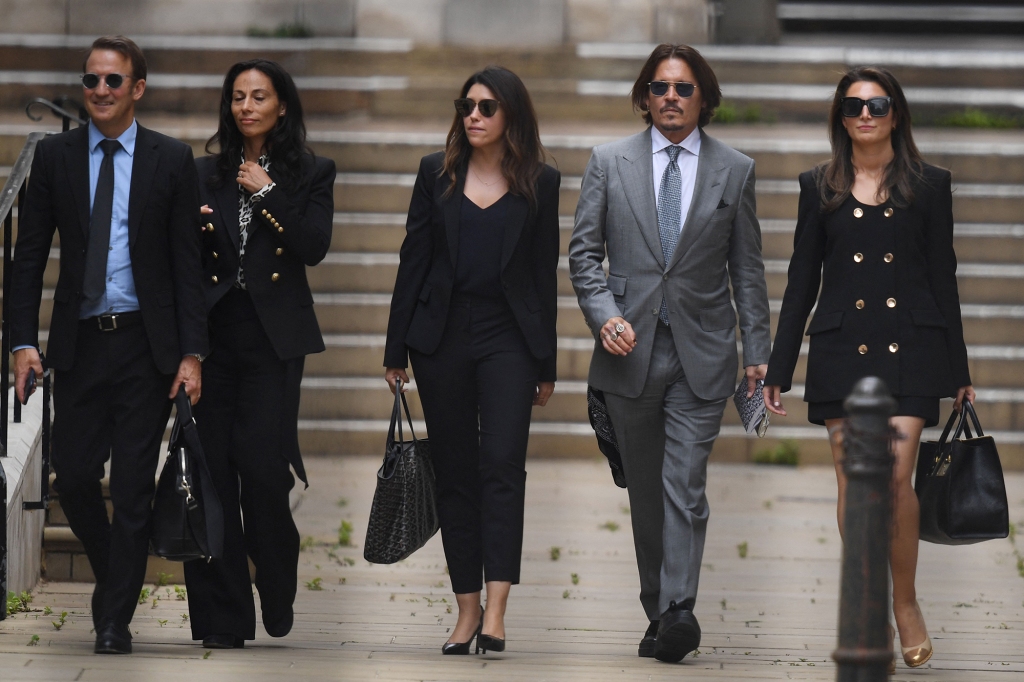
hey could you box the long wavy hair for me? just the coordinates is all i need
[205,59,311,191]
[442,66,545,208]
[819,66,925,213]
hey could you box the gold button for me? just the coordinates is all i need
[889,343,899,353]
[856,299,865,309]
[886,297,896,308]
[212,251,218,259]
[858,344,868,354]
[273,220,280,228]
[275,248,283,256]
[211,275,218,284]
[266,212,273,219]
[206,223,214,232]
[271,273,280,282]
[884,253,893,263]
[854,253,864,263]
[261,209,268,216]
[277,226,284,233]
[853,208,864,218]
[884,208,894,218]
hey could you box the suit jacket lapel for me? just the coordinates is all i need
[128,125,159,250]
[500,193,529,271]
[441,168,464,268]
[63,127,91,239]
[616,129,664,269]
[667,132,730,271]
[215,172,241,252]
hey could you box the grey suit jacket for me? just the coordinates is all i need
[568,127,771,400]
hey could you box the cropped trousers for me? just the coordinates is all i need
[410,294,539,594]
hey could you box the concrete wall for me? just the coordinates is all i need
[0,0,356,37]
[4,390,45,597]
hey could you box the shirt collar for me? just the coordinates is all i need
[651,125,701,158]
[88,119,138,157]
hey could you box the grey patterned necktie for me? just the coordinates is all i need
[657,145,682,325]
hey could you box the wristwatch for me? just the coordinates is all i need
[185,353,205,363]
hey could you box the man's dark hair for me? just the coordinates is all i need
[205,59,312,191]
[83,35,147,81]
[630,44,721,128]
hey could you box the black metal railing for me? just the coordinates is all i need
[25,97,87,132]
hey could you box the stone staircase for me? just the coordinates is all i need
[4,34,1024,579]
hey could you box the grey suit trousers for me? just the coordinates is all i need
[604,323,726,620]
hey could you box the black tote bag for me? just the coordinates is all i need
[150,389,225,562]
[915,401,1009,545]
[363,380,440,564]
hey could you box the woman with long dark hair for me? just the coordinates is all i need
[763,66,975,671]
[383,66,560,654]
[185,59,335,648]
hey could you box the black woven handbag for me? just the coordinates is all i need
[150,389,224,562]
[915,401,1009,545]
[363,380,439,564]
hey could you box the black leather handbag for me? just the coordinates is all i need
[915,401,1009,545]
[150,390,224,562]
[363,380,439,564]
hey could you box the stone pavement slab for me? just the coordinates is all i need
[0,455,1022,681]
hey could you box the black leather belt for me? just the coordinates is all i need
[89,311,142,332]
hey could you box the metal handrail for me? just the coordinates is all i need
[25,97,87,132]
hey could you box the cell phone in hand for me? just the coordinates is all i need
[21,368,36,405]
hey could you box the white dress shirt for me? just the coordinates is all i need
[651,125,701,235]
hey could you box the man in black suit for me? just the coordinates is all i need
[11,35,207,654]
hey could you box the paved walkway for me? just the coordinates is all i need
[1,456,1022,681]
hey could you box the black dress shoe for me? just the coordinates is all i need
[94,622,132,655]
[203,634,245,649]
[442,606,483,655]
[638,620,659,658]
[477,633,505,653]
[264,608,294,638]
[654,602,701,663]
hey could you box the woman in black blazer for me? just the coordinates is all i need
[186,59,335,648]
[764,67,974,670]
[384,66,560,655]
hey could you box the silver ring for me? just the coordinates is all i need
[614,323,625,334]
[610,332,619,341]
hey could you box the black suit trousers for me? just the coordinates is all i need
[410,295,539,594]
[183,288,302,640]
[51,320,173,627]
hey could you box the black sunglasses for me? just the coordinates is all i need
[81,73,131,90]
[840,96,892,118]
[648,81,697,98]
[454,98,500,118]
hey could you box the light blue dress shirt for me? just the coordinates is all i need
[79,119,140,318]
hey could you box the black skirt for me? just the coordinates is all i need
[807,395,940,427]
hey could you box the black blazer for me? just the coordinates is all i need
[196,153,335,360]
[384,152,561,381]
[765,165,971,403]
[10,124,208,374]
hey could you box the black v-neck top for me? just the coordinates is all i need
[454,193,510,299]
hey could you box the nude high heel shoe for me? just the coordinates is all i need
[902,636,933,668]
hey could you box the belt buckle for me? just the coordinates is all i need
[97,314,118,332]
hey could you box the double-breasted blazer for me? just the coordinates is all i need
[384,151,561,381]
[10,124,208,374]
[765,165,971,403]
[569,128,772,401]
[196,153,335,360]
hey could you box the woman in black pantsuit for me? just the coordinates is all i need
[186,59,335,648]
[764,67,975,671]
[384,66,560,655]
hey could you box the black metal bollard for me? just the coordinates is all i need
[832,377,896,681]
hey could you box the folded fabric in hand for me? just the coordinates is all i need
[733,377,769,437]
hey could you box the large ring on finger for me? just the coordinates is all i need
[614,323,625,334]
[610,331,619,341]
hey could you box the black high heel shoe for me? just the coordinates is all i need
[477,632,506,653]
[442,606,483,655]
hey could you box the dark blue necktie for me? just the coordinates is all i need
[83,139,121,305]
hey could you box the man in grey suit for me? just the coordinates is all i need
[569,44,771,663]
